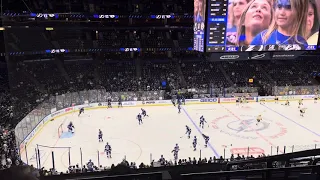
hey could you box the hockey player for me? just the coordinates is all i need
[240,97,244,105]
[236,97,240,106]
[171,144,179,161]
[105,142,112,158]
[192,136,197,151]
[300,108,307,117]
[141,108,149,117]
[275,96,279,104]
[298,99,303,108]
[182,96,185,105]
[118,98,122,108]
[78,107,84,117]
[284,100,290,106]
[137,113,143,125]
[172,99,176,107]
[87,160,94,172]
[256,114,262,125]
[178,104,181,114]
[107,98,112,108]
[202,134,210,148]
[315,95,319,103]
[199,116,207,128]
[185,125,191,139]
[98,129,103,142]
[260,98,265,104]
[68,121,75,133]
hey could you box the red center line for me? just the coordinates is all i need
[221,105,283,154]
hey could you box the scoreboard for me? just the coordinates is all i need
[206,0,227,52]
[193,0,319,53]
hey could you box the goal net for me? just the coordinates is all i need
[58,123,63,138]
[36,144,71,171]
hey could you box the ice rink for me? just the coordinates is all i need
[23,100,320,171]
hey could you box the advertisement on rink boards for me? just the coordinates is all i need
[50,109,64,118]
[142,100,156,105]
[258,96,275,101]
[139,100,172,105]
[280,96,296,100]
[200,98,218,103]
[122,101,137,106]
[219,98,237,102]
[245,97,255,101]
[65,107,73,112]
[185,99,201,102]
[301,95,316,99]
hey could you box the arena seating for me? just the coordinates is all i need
[180,61,228,89]
[0,0,320,179]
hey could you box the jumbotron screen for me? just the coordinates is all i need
[202,0,320,52]
[193,0,207,52]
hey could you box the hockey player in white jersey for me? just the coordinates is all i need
[105,142,112,158]
[202,133,210,148]
[199,116,207,128]
[185,125,191,139]
[192,136,197,151]
[98,129,103,142]
[171,143,180,162]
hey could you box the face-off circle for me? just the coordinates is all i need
[211,115,287,140]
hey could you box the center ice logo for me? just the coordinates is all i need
[227,119,270,133]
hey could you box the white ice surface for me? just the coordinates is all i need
[22,101,320,171]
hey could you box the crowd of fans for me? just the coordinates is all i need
[0,58,319,174]
[0,126,21,170]
[0,0,320,178]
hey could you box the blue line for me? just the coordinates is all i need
[181,106,220,157]
[262,104,320,137]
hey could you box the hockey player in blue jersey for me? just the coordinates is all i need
[199,116,207,128]
[171,143,179,162]
[185,125,191,139]
[178,104,181,114]
[137,113,143,125]
[202,133,210,148]
[68,121,75,133]
[98,129,103,142]
[182,96,185,105]
[105,142,112,158]
[141,108,149,117]
[172,99,176,107]
[107,98,112,108]
[78,107,84,116]
[193,136,197,151]
[118,98,122,108]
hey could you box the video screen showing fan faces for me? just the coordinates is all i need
[207,0,320,52]
[193,0,206,52]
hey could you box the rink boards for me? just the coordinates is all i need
[18,94,317,161]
